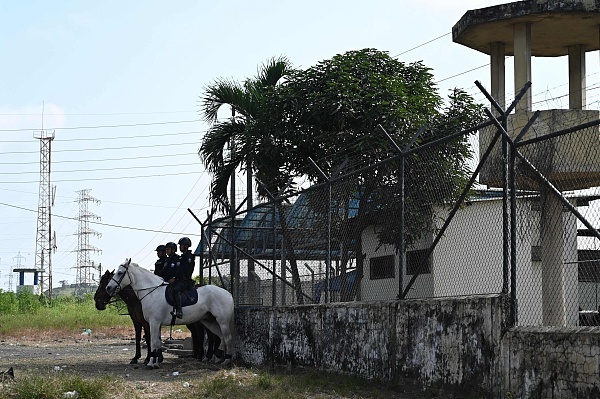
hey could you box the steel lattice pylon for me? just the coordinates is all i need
[75,189,101,295]
[34,129,55,298]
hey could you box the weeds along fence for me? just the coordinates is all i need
[198,82,600,328]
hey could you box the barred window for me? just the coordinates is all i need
[407,249,431,275]
[370,255,395,280]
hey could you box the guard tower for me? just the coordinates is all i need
[12,252,40,294]
[453,0,600,326]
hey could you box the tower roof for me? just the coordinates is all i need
[453,1,600,57]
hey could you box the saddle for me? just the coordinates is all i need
[164,285,198,308]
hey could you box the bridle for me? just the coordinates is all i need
[109,266,129,293]
[109,263,167,302]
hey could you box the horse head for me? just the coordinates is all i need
[94,269,115,310]
[105,258,133,296]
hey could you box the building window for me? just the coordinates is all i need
[406,249,431,275]
[370,255,395,280]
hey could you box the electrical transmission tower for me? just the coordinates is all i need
[74,189,101,295]
[34,128,56,298]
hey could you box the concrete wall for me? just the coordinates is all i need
[235,295,600,398]
[501,327,600,399]
[236,294,505,395]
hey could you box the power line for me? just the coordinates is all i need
[0,170,204,184]
[1,142,199,155]
[132,175,207,262]
[0,119,201,132]
[0,110,196,116]
[0,186,188,209]
[0,151,199,165]
[435,63,490,83]
[0,129,205,143]
[0,200,202,235]
[393,32,451,58]
[0,162,202,175]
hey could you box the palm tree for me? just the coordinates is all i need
[199,56,292,209]
[199,57,310,304]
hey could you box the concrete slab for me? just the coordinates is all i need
[453,1,600,56]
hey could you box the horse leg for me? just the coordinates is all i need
[217,316,235,365]
[146,321,163,370]
[207,328,222,361]
[202,320,230,364]
[130,317,142,364]
[142,319,152,363]
[186,322,204,360]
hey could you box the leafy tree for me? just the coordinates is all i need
[251,49,484,300]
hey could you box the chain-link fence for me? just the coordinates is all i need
[198,83,600,328]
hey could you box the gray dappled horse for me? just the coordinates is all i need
[95,269,221,364]
[105,259,234,369]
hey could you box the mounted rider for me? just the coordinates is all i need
[159,242,181,317]
[177,237,195,284]
[159,239,195,319]
[153,244,167,276]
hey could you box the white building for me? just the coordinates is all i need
[361,194,582,327]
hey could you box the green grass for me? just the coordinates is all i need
[0,374,139,399]
[0,290,140,340]
[162,367,397,399]
[0,368,393,399]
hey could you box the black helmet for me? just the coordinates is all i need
[178,237,192,247]
[156,245,166,252]
[165,242,177,251]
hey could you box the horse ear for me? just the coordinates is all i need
[111,269,115,273]
[127,258,132,265]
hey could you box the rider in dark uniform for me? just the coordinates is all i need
[153,245,167,277]
[160,242,184,317]
[177,237,195,286]
[170,237,195,319]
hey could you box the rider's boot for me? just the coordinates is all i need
[174,292,183,319]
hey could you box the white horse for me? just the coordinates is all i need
[105,258,235,369]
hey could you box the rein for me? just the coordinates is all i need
[137,283,168,302]
[110,264,168,303]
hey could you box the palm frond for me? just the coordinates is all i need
[201,79,248,122]
[255,56,293,87]
[199,120,246,173]
[209,158,239,212]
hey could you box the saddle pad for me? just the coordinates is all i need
[164,285,198,308]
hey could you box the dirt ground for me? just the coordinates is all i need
[0,327,224,398]
[0,327,473,399]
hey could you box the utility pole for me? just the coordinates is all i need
[34,120,56,298]
[74,189,101,295]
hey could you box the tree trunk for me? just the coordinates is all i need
[276,201,304,304]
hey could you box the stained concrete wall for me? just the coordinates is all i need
[235,294,600,398]
[236,295,506,395]
[502,327,600,398]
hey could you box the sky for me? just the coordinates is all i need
[1,0,598,292]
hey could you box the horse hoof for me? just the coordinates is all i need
[221,358,231,366]
[201,356,210,362]
[145,365,154,370]
[129,359,138,365]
